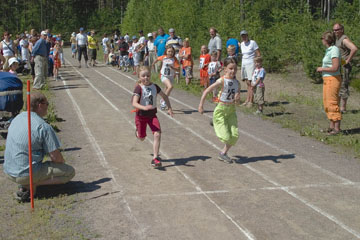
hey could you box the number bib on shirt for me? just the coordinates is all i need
[161,57,175,77]
[208,61,219,75]
[140,84,157,108]
[219,78,239,103]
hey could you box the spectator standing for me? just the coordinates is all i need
[333,23,358,113]
[31,31,48,89]
[208,27,222,62]
[138,30,146,65]
[76,27,88,68]
[118,36,129,71]
[70,32,77,58]
[146,33,156,72]
[240,30,260,107]
[154,28,169,72]
[0,32,17,71]
[19,34,30,70]
[102,33,110,65]
[226,37,239,56]
[87,30,99,67]
[179,38,193,85]
[124,33,130,43]
[3,92,75,202]
[316,31,342,136]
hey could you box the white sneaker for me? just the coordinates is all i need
[160,99,166,110]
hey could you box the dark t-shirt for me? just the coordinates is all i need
[118,42,129,56]
[133,83,161,116]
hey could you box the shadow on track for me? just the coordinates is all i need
[156,155,211,171]
[233,154,295,164]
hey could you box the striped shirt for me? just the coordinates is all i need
[4,112,60,177]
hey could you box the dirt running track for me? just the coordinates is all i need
[53,49,360,240]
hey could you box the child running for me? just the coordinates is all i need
[251,56,266,114]
[208,51,222,102]
[152,45,180,110]
[198,57,240,163]
[132,66,173,168]
[199,45,211,89]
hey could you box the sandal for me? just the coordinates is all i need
[321,128,334,133]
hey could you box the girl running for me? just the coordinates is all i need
[152,45,180,110]
[198,58,240,164]
[132,66,174,168]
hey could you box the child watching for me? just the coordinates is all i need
[208,51,222,102]
[132,66,173,168]
[179,38,193,85]
[199,45,211,89]
[251,56,266,114]
[227,45,237,59]
[8,57,19,76]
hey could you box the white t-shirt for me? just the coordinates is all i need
[102,37,109,48]
[240,40,259,65]
[76,33,87,46]
[147,41,155,51]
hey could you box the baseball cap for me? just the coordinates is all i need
[240,30,248,35]
[169,28,175,33]
[132,35,137,40]
[119,36,124,40]
[8,57,19,67]
[139,30,143,33]
[147,33,153,37]
[40,31,47,36]
[79,27,84,31]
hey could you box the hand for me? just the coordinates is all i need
[168,108,174,117]
[143,105,153,111]
[198,105,204,114]
[316,67,323,72]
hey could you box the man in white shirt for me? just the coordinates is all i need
[76,27,88,68]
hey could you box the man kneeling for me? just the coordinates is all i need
[3,92,75,202]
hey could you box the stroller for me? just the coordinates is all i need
[16,58,30,75]
[0,72,24,130]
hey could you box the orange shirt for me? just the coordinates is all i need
[180,47,193,67]
[199,54,211,71]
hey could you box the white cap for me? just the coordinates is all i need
[147,33,153,37]
[9,57,19,67]
[41,31,47,36]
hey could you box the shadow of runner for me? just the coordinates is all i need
[233,154,295,164]
[156,155,211,170]
[36,177,112,198]
[343,127,360,135]
[173,109,213,115]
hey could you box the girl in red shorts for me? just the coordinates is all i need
[132,66,173,168]
[53,39,61,80]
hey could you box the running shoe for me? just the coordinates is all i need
[160,99,167,110]
[218,153,233,164]
[151,158,162,168]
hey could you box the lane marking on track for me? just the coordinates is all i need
[63,59,256,240]
[93,65,360,239]
[59,67,147,239]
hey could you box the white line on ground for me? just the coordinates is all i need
[62,62,257,240]
[107,66,353,185]
[96,65,360,239]
[59,66,146,239]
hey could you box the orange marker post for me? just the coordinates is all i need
[27,80,34,209]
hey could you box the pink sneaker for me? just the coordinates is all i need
[151,158,162,168]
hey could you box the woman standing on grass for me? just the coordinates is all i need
[316,31,342,135]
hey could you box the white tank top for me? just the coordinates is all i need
[139,84,157,108]
[218,77,239,103]
[160,57,176,78]
[2,40,14,56]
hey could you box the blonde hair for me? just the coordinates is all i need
[201,45,209,54]
[254,56,263,63]
[137,66,151,83]
[227,45,236,52]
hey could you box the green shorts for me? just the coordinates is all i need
[213,104,239,146]
[6,161,75,186]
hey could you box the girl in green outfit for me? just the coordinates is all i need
[198,58,240,163]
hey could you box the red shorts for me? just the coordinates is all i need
[135,115,161,139]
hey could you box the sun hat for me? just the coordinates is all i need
[147,33,153,37]
[40,31,47,36]
[169,28,175,33]
[9,57,19,67]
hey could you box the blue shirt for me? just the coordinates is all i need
[4,112,61,177]
[31,38,48,57]
[322,45,341,77]
[155,34,170,56]
[226,38,239,54]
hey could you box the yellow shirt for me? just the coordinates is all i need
[88,35,97,49]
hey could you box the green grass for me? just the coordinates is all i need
[351,78,360,92]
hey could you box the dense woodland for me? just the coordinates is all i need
[1,0,360,80]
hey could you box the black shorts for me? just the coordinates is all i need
[89,49,97,60]
[139,51,145,62]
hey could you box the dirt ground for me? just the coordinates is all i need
[1,49,360,239]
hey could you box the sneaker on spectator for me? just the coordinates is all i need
[218,152,233,163]
[151,158,162,168]
[14,187,31,203]
[255,109,263,115]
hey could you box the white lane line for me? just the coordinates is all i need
[63,60,256,240]
[107,66,353,185]
[97,66,360,239]
[59,67,146,239]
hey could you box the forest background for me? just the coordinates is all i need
[1,0,360,83]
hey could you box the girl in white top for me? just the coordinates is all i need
[198,57,240,163]
[152,45,180,110]
[102,34,110,64]
[0,32,17,70]
[239,30,260,107]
